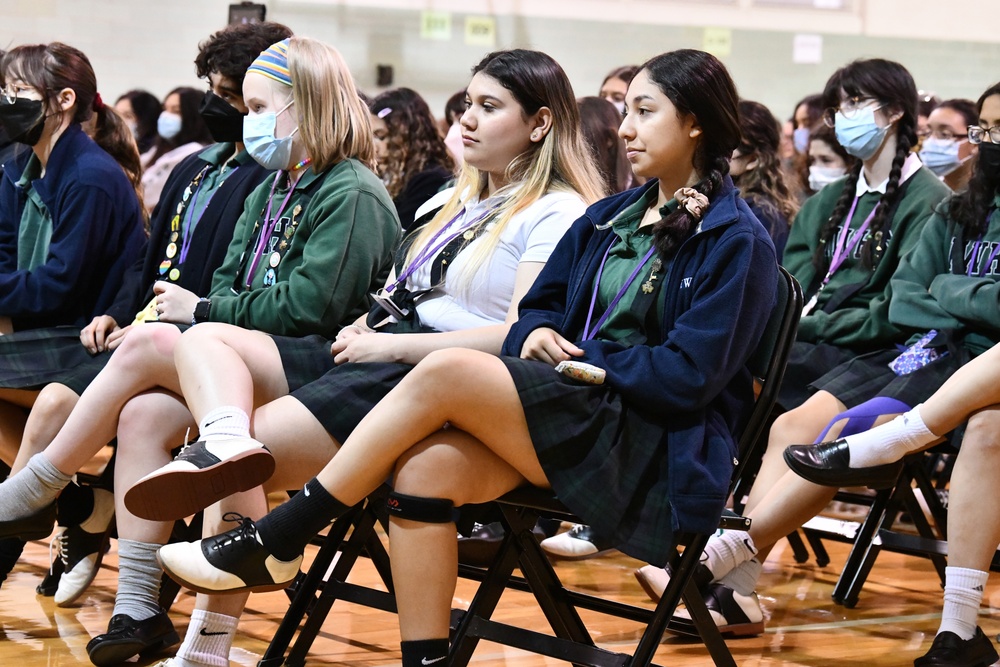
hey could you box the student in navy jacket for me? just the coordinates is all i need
[0,43,145,333]
[152,49,777,667]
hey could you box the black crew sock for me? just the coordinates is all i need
[255,477,351,561]
[55,483,94,526]
[0,537,25,585]
[400,638,449,667]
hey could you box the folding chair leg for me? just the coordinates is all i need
[832,487,896,607]
[785,530,811,564]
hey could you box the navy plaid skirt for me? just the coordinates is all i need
[500,357,674,566]
[777,341,858,410]
[273,335,338,392]
[0,327,106,393]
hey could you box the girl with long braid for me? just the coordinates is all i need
[636,58,952,636]
[155,49,777,667]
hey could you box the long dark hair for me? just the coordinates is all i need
[813,58,918,271]
[578,96,631,194]
[147,86,212,165]
[115,89,160,153]
[369,87,454,199]
[949,82,1000,239]
[639,49,741,257]
[1,43,144,212]
[735,99,798,225]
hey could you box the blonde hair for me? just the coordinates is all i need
[405,49,605,293]
[286,37,375,173]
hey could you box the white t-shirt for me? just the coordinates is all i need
[397,187,585,332]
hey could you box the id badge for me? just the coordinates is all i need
[371,289,410,321]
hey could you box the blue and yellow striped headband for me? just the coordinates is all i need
[247,39,292,87]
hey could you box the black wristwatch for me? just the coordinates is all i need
[192,297,212,325]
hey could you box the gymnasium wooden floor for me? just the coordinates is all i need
[1,505,997,667]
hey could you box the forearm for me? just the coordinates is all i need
[392,324,510,365]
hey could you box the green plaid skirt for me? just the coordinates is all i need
[0,327,106,393]
[812,348,962,409]
[500,357,675,566]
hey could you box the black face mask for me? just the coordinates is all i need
[977,142,1000,182]
[0,97,46,146]
[199,90,246,143]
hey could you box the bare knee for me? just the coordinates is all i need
[175,322,231,359]
[960,410,1000,458]
[770,392,844,448]
[118,394,182,456]
[113,323,181,367]
[392,444,470,504]
[31,383,79,425]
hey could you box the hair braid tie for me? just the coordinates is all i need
[675,187,710,220]
[92,92,104,112]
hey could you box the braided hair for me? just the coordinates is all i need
[812,59,918,271]
[638,50,741,257]
[949,82,1000,242]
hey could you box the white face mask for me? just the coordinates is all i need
[612,100,625,115]
[157,111,182,140]
[808,165,847,192]
[919,137,969,177]
[243,99,298,170]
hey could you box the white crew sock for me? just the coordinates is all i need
[702,531,758,581]
[718,557,763,596]
[845,405,937,468]
[198,406,251,443]
[937,566,988,640]
[175,609,238,667]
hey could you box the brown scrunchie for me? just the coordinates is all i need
[674,187,710,221]
[92,92,104,112]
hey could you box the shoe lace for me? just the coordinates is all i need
[175,427,194,457]
[48,528,69,571]
[211,512,258,552]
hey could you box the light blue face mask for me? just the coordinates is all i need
[834,104,889,161]
[157,111,182,140]
[793,127,811,155]
[243,99,298,170]
[919,137,967,177]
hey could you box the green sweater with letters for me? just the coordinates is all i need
[208,158,401,336]
[783,166,950,352]
[889,193,1000,357]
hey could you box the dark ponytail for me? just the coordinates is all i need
[638,49,741,257]
[91,102,147,221]
[812,58,919,271]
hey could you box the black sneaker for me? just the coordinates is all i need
[86,609,179,666]
[157,513,301,594]
[914,628,999,666]
[52,487,115,606]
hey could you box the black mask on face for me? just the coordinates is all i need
[199,90,246,143]
[0,97,46,146]
[977,142,1000,182]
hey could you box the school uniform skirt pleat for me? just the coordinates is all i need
[0,327,101,392]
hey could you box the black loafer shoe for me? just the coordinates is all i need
[783,439,904,489]
[914,628,999,667]
[0,503,56,541]
[86,609,179,666]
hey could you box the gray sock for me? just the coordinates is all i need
[3,454,71,520]
[113,539,162,621]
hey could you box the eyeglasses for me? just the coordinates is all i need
[968,125,1000,144]
[1,83,39,105]
[822,96,881,128]
[922,127,968,142]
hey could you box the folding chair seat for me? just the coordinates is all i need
[259,267,801,667]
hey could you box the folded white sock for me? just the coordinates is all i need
[845,405,937,468]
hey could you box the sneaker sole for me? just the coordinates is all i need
[634,568,664,602]
[542,546,615,561]
[124,449,276,522]
[665,615,764,639]
[156,550,294,595]
[54,524,114,607]
[87,630,180,667]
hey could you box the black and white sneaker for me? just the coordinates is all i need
[157,513,301,594]
[540,524,615,560]
[54,487,115,606]
[124,437,275,522]
[666,582,765,638]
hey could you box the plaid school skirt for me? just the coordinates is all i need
[0,327,107,394]
[500,357,676,566]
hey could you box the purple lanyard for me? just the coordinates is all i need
[178,165,239,265]
[582,240,658,341]
[385,205,495,294]
[245,172,294,289]
[966,209,999,276]
[819,196,879,289]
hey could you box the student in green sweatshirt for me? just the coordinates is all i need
[635,58,951,636]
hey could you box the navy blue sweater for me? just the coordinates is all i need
[503,178,778,535]
[0,124,146,330]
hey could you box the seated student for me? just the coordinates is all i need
[0,20,292,603]
[0,42,146,333]
[783,83,1000,667]
[153,48,777,667]
[114,89,161,154]
[108,48,603,667]
[805,121,856,194]
[369,87,455,229]
[920,98,978,192]
[140,86,213,212]
[0,36,400,663]
[636,65,972,639]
